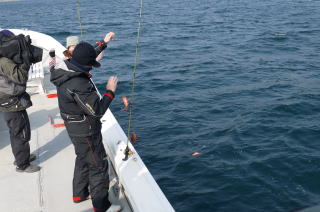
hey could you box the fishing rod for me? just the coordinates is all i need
[73,0,144,161]
[123,0,144,161]
[76,0,84,39]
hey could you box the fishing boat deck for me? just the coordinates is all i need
[0,28,175,212]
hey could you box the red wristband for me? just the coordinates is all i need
[103,92,114,99]
[96,41,105,47]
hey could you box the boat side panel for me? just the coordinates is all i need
[101,110,175,212]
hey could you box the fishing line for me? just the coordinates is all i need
[123,0,144,161]
[74,0,143,160]
[76,0,84,39]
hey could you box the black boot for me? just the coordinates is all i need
[16,164,41,173]
[13,153,36,165]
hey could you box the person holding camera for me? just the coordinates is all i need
[0,29,43,173]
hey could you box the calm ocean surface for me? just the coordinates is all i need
[1,0,320,211]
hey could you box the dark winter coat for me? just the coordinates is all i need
[50,60,115,137]
[0,57,32,112]
[0,33,43,112]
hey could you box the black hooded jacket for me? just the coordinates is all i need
[50,60,115,137]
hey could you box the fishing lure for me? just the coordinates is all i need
[192,152,201,157]
[131,132,137,145]
[122,96,129,110]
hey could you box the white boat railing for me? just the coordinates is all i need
[27,62,45,94]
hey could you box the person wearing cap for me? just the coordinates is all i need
[0,29,43,173]
[63,35,80,58]
[63,32,115,60]
[50,42,120,212]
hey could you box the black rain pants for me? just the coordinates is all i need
[3,110,31,169]
[70,133,111,212]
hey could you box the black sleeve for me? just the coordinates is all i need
[93,40,107,57]
[67,85,115,117]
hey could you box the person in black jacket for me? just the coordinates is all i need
[0,29,43,173]
[50,42,120,212]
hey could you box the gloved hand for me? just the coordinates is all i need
[49,49,55,58]
[49,49,56,68]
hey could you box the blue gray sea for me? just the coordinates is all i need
[1,0,320,211]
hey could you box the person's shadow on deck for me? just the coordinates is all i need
[0,108,61,151]
[28,108,60,131]
[0,112,10,151]
[81,209,94,212]
[32,129,72,164]
[28,107,74,163]
[0,130,10,151]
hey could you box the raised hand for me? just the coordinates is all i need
[106,76,118,93]
[103,32,115,44]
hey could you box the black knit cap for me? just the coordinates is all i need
[72,42,101,68]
